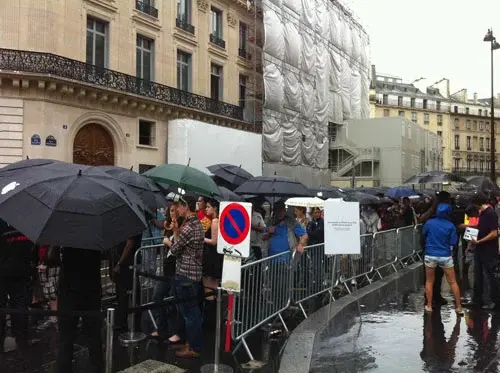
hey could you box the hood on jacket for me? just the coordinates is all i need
[436,203,452,219]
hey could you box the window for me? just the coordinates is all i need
[454,118,459,129]
[210,63,223,100]
[454,135,460,149]
[437,101,441,111]
[139,164,155,174]
[454,106,458,113]
[487,137,490,150]
[398,96,403,106]
[485,110,489,116]
[466,107,470,114]
[467,159,471,170]
[136,35,154,81]
[239,22,248,58]
[383,109,390,117]
[466,120,471,129]
[138,120,156,146]
[411,112,417,123]
[176,0,194,33]
[437,114,443,126]
[410,98,415,108]
[398,110,405,118]
[177,0,191,22]
[423,99,428,109]
[136,0,158,18]
[424,113,430,125]
[86,17,108,68]
[467,136,471,150]
[176,50,191,92]
[454,159,460,170]
[473,120,478,131]
[239,75,247,108]
[382,94,388,105]
[480,121,484,130]
[480,160,485,171]
[437,131,442,137]
[210,7,224,47]
[480,137,484,150]
[479,109,483,116]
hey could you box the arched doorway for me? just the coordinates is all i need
[73,123,115,166]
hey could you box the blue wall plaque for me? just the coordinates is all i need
[31,134,41,145]
[45,135,57,147]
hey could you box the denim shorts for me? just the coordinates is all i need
[424,255,454,269]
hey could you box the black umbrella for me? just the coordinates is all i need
[310,186,346,199]
[405,171,466,184]
[99,166,167,212]
[466,176,497,193]
[207,164,254,189]
[0,158,60,172]
[347,192,382,205]
[215,186,244,202]
[0,161,147,251]
[234,175,310,197]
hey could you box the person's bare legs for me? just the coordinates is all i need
[425,266,436,312]
[443,266,463,313]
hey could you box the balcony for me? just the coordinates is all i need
[176,18,195,34]
[135,0,158,18]
[238,48,250,59]
[0,48,244,120]
[455,146,460,150]
[210,34,226,49]
[452,168,491,177]
[481,147,485,151]
[375,98,450,112]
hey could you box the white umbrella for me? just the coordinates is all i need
[285,197,325,208]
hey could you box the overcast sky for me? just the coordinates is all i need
[346,0,500,98]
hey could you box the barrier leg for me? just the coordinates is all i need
[105,308,115,373]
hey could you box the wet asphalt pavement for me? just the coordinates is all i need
[311,290,500,373]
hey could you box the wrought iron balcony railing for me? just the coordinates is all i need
[176,18,195,34]
[238,48,250,59]
[135,0,158,18]
[210,34,226,49]
[0,49,243,120]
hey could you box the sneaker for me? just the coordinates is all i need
[351,279,357,286]
[483,302,496,310]
[36,319,57,331]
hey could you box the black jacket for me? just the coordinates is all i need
[307,218,324,246]
[0,220,35,278]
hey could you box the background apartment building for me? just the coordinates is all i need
[0,0,263,175]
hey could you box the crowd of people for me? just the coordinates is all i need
[421,191,500,316]
[1,186,483,373]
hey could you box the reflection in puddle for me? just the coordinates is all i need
[311,291,500,373]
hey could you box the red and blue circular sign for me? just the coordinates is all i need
[219,203,250,245]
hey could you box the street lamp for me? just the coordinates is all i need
[484,28,500,182]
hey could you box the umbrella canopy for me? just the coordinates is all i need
[215,186,244,202]
[207,164,253,189]
[0,161,147,251]
[99,166,167,212]
[0,158,61,172]
[466,176,497,192]
[386,186,420,199]
[310,186,346,200]
[285,197,325,208]
[405,171,466,184]
[144,163,222,198]
[348,192,382,205]
[234,175,311,197]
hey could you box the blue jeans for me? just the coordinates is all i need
[152,278,176,336]
[171,275,203,352]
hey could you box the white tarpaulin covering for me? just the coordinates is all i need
[262,0,370,169]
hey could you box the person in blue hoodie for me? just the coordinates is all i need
[423,203,463,315]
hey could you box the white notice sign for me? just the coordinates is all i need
[324,198,361,255]
[221,255,242,292]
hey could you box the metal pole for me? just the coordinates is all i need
[491,31,496,182]
[105,308,115,373]
[214,287,222,372]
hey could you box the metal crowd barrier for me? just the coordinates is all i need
[231,225,421,361]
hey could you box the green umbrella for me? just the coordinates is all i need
[144,163,222,197]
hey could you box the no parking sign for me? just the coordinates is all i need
[217,202,252,258]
